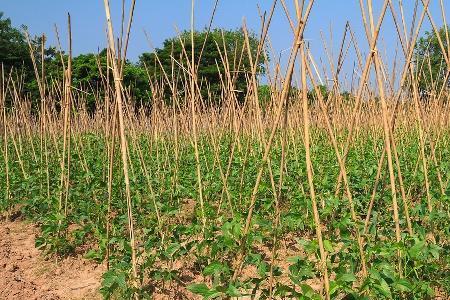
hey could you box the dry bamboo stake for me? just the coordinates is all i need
[64,14,73,217]
[1,65,10,215]
[119,0,136,75]
[300,43,330,300]
[390,126,413,235]
[241,22,279,210]
[39,34,45,196]
[4,102,27,179]
[106,100,117,271]
[409,66,432,212]
[22,32,42,163]
[363,150,387,234]
[268,82,288,298]
[375,18,413,237]
[57,14,72,218]
[123,99,162,231]
[43,109,50,199]
[209,42,247,214]
[232,0,315,281]
[333,0,389,193]
[206,120,234,217]
[102,0,139,293]
[189,0,207,233]
[305,53,367,276]
[373,53,402,255]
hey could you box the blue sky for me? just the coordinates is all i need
[2,1,448,87]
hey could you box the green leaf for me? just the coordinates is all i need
[187,283,209,295]
[116,273,127,289]
[393,279,412,292]
[226,284,241,297]
[187,283,221,299]
[408,239,425,259]
[84,249,100,260]
[203,261,227,276]
[165,243,181,257]
[300,284,320,298]
[102,272,116,289]
[329,281,340,296]
[429,244,441,259]
[338,273,357,283]
[324,240,334,252]
[376,278,392,298]
[101,270,127,290]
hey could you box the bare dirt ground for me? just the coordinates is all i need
[0,217,104,300]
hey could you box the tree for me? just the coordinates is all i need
[414,25,449,94]
[139,28,264,106]
[0,12,30,73]
[0,12,59,106]
[1,12,149,111]
[44,49,149,111]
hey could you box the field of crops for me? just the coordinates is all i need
[1,0,450,299]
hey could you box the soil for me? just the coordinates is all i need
[0,217,104,300]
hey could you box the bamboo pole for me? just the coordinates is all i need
[102,0,139,294]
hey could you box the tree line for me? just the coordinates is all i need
[0,12,264,111]
[0,11,448,111]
